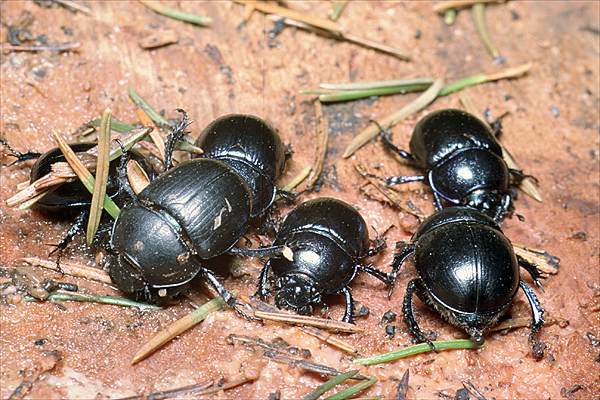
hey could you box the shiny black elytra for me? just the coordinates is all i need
[256,198,390,323]
[107,113,288,307]
[391,207,546,358]
[381,109,530,222]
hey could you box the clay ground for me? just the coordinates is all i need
[1,1,599,399]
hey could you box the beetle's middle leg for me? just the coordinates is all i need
[403,279,436,350]
[519,280,546,360]
[229,244,288,258]
[339,286,355,324]
[0,138,42,165]
[48,210,89,262]
[358,264,391,285]
[255,259,272,299]
[374,120,416,163]
[516,255,546,290]
[388,242,416,296]
[163,109,191,171]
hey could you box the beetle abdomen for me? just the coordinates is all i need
[429,148,510,203]
[410,109,503,168]
[277,198,369,258]
[139,159,252,258]
[415,221,519,314]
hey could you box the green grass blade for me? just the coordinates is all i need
[325,377,377,400]
[302,370,359,400]
[128,86,172,128]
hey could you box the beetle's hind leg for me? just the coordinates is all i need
[388,242,416,296]
[519,280,546,360]
[255,259,272,299]
[0,138,42,165]
[114,140,139,201]
[358,264,391,285]
[200,265,257,321]
[403,279,436,350]
[517,254,546,290]
[340,286,355,324]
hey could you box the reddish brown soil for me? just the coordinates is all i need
[1,1,598,399]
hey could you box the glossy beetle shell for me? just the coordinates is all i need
[413,207,519,316]
[109,158,252,297]
[196,114,286,217]
[271,198,369,293]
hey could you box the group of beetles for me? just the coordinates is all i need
[7,107,547,359]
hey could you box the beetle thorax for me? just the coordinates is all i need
[274,274,322,315]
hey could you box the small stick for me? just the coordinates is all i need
[353,339,482,365]
[433,0,501,13]
[127,160,151,194]
[264,351,368,380]
[489,315,558,332]
[319,77,434,91]
[21,257,112,284]
[24,290,159,309]
[254,310,363,333]
[138,0,212,26]
[1,42,81,53]
[354,163,425,219]
[328,0,349,21]
[186,376,256,397]
[462,380,487,400]
[53,131,121,218]
[306,101,329,189]
[513,245,559,274]
[53,0,91,14]
[144,380,214,400]
[458,91,542,201]
[128,87,171,128]
[342,79,443,158]
[302,370,359,400]
[395,370,410,400]
[86,109,112,245]
[325,377,377,400]
[242,295,359,354]
[135,108,166,161]
[472,3,501,60]
[131,296,227,364]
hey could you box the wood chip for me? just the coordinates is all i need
[254,310,363,333]
[139,29,178,49]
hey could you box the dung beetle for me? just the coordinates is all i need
[390,206,546,358]
[194,114,288,218]
[256,197,390,323]
[106,112,288,307]
[2,140,156,253]
[380,109,531,222]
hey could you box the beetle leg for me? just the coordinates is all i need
[199,265,257,322]
[163,109,191,171]
[375,120,416,163]
[340,286,355,324]
[385,175,426,186]
[114,139,139,201]
[403,279,436,350]
[275,188,297,202]
[358,264,391,285]
[0,138,42,166]
[255,259,272,299]
[365,236,386,257]
[431,190,444,210]
[48,210,88,256]
[516,254,546,291]
[519,280,546,360]
[389,243,416,297]
[229,244,287,258]
[509,168,539,185]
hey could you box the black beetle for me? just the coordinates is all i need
[256,197,390,323]
[194,114,288,218]
[106,112,288,306]
[390,206,546,358]
[380,109,531,222]
[2,140,156,253]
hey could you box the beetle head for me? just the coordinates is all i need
[274,274,321,315]
[465,189,512,223]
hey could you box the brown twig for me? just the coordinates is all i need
[135,108,166,161]
[144,380,214,400]
[462,380,487,400]
[433,0,502,13]
[306,100,329,189]
[513,245,559,275]
[20,257,112,284]
[243,295,359,354]
[254,310,363,333]
[489,315,558,332]
[354,163,425,219]
[1,42,81,52]
[127,160,151,194]
[53,0,91,14]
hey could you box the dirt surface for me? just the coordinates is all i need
[1,1,599,399]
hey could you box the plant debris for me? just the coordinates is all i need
[328,0,349,22]
[21,257,112,284]
[306,100,329,189]
[1,42,81,53]
[302,370,359,400]
[24,290,160,309]
[353,339,482,366]
[472,3,502,62]
[128,87,172,128]
[254,310,363,333]
[433,0,502,14]
[139,29,178,49]
[325,376,377,400]
[512,245,559,275]
[138,0,212,26]
[86,108,112,245]
[462,380,487,400]
[131,296,227,364]
[395,370,410,400]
